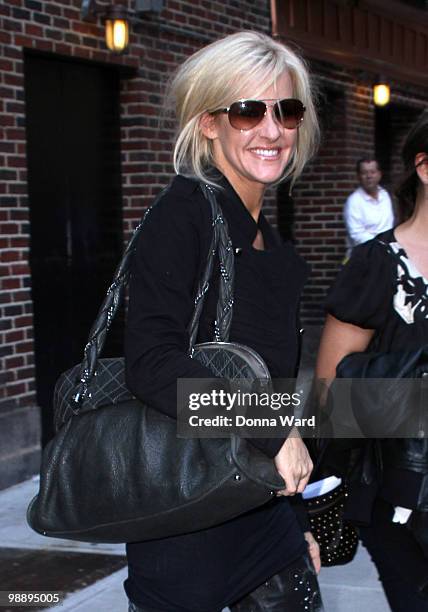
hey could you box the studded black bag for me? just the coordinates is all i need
[27,182,285,544]
[304,483,358,566]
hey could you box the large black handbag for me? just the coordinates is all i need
[27,183,285,544]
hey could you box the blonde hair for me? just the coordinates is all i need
[167,30,319,187]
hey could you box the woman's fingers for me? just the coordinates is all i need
[274,429,313,496]
[282,470,298,495]
[297,457,313,493]
[278,463,307,496]
[304,531,321,574]
[296,472,310,494]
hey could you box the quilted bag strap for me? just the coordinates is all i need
[188,184,234,348]
[72,181,234,405]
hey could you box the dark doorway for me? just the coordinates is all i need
[375,104,423,216]
[24,53,124,445]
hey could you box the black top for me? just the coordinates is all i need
[326,229,428,353]
[325,228,428,514]
[124,174,309,610]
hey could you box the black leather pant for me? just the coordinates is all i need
[128,553,324,612]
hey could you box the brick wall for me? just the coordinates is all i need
[0,0,427,487]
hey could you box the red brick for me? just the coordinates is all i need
[0,32,12,44]
[4,73,23,87]
[13,35,34,48]
[8,184,27,194]
[5,129,26,140]
[2,278,21,289]
[9,237,29,248]
[46,4,62,16]
[34,39,54,52]
[0,115,14,127]
[5,356,24,369]
[53,43,70,55]
[5,330,24,343]
[15,341,33,354]
[1,223,19,234]
[25,24,44,37]
[14,315,33,327]
[1,251,20,262]
[7,155,26,168]
[63,8,80,19]
[6,383,26,396]
[0,59,14,71]
[10,264,30,275]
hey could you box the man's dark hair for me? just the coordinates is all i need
[356,158,380,174]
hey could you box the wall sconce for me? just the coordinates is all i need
[105,5,129,53]
[81,0,164,54]
[373,79,390,107]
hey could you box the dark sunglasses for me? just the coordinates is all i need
[212,98,306,131]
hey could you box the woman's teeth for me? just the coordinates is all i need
[252,149,280,157]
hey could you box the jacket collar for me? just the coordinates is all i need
[210,171,277,249]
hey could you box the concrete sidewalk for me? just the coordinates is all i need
[0,478,390,611]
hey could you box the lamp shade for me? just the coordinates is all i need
[373,83,390,107]
[105,17,129,53]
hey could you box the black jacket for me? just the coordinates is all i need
[382,439,428,511]
[123,173,310,610]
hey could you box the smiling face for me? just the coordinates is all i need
[200,71,297,207]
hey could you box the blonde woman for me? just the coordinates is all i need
[125,31,323,611]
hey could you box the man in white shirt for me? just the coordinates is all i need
[344,158,394,257]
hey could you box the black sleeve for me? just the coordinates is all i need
[325,239,394,330]
[124,183,284,458]
[125,186,225,418]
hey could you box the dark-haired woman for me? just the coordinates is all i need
[315,111,428,611]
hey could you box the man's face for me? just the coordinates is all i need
[358,161,381,194]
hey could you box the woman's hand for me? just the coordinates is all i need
[274,427,313,495]
[304,531,321,574]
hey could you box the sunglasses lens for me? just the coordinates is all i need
[275,99,305,129]
[223,99,306,130]
[228,100,266,130]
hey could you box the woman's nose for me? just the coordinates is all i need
[258,107,282,139]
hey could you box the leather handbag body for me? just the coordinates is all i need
[336,338,428,438]
[27,183,285,544]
